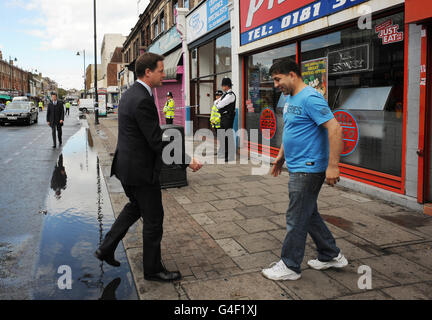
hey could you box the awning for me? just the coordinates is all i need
[164,48,183,80]
[0,95,11,100]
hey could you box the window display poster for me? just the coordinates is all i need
[301,58,328,100]
[98,94,107,116]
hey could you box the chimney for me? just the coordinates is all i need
[0,50,2,60]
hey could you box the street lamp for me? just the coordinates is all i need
[9,56,17,97]
[93,0,99,125]
[76,50,86,98]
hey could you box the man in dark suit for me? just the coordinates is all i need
[94,52,202,282]
[46,92,65,148]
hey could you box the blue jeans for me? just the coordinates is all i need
[281,172,340,274]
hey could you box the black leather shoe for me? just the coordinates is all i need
[94,249,120,267]
[52,145,56,148]
[144,269,182,282]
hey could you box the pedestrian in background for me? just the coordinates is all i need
[163,91,175,124]
[262,58,347,281]
[65,101,71,116]
[215,78,236,162]
[46,92,64,148]
[94,52,202,282]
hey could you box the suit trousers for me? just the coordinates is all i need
[51,124,62,145]
[99,183,164,274]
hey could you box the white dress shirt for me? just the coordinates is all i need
[137,79,153,97]
[215,89,235,110]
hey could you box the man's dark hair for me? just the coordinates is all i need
[135,52,164,77]
[269,58,301,77]
[221,77,232,88]
[51,92,57,96]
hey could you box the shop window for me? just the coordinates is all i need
[246,43,297,150]
[301,12,404,177]
[191,48,198,79]
[199,41,214,77]
[216,32,231,74]
[160,11,165,33]
[154,21,159,38]
[183,0,189,10]
[198,76,214,114]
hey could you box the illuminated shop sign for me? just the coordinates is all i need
[240,0,369,45]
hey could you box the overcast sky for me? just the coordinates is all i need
[0,0,150,90]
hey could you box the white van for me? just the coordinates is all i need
[78,98,94,113]
[12,96,29,102]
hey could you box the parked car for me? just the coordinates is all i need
[0,101,38,126]
[72,100,78,106]
[0,103,5,112]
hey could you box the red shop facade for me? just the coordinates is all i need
[237,0,432,213]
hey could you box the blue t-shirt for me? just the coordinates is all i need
[282,86,334,173]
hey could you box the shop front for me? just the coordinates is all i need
[239,0,408,194]
[185,0,232,133]
[148,26,185,126]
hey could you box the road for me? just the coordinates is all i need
[0,107,81,299]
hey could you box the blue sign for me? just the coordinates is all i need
[240,0,369,46]
[207,0,229,31]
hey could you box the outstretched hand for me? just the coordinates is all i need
[189,157,203,172]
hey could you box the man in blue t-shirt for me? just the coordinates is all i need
[262,58,348,281]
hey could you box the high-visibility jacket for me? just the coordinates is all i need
[6,101,10,105]
[65,102,71,109]
[210,104,221,129]
[163,98,175,119]
[38,102,43,110]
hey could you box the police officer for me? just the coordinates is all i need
[65,101,71,116]
[163,91,175,124]
[38,101,44,111]
[215,78,236,162]
[210,90,223,130]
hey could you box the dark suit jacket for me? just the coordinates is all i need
[46,101,65,126]
[111,82,189,187]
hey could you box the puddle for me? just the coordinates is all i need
[321,214,354,232]
[378,214,432,230]
[32,125,137,300]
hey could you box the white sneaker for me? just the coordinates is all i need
[307,253,348,270]
[262,260,301,281]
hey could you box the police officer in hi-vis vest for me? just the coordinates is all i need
[163,91,175,124]
[214,78,236,162]
[210,90,223,130]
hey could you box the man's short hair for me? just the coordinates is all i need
[221,77,232,88]
[51,92,57,97]
[269,58,302,77]
[135,52,164,78]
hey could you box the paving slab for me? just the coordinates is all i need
[319,207,424,247]
[232,251,279,271]
[359,254,432,285]
[203,222,248,240]
[235,205,278,219]
[235,218,279,233]
[209,199,244,210]
[382,282,432,300]
[181,202,217,214]
[181,272,293,300]
[206,209,245,223]
[191,213,216,226]
[215,238,248,258]
[234,232,281,253]
[279,269,352,300]
[264,202,289,214]
[335,290,392,300]
[323,259,398,293]
[237,196,272,206]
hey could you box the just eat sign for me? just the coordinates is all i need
[240,0,369,45]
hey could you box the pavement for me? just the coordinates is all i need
[86,112,432,300]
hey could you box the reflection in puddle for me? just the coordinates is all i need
[33,126,137,300]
